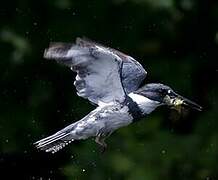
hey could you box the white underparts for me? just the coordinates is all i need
[128,92,161,114]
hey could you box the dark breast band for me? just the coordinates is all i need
[123,96,143,121]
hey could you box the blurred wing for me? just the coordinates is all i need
[76,38,147,93]
[44,38,126,105]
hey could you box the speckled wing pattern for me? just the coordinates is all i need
[44,38,147,102]
[77,38,147,93]
[44,38,127,105]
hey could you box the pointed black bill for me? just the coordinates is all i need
[180,96,202,111]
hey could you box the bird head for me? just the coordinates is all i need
[135,83,202,111]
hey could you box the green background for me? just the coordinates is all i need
[0,0,218,179]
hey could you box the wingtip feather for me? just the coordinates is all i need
[43,42,73,60]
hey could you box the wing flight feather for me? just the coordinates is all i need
[44,38,147,105]
[44,38,126,105]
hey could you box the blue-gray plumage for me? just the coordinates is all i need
[34,38,202,153]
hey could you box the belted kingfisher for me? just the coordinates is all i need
[34,38,202,153]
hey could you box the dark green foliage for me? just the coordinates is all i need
[0,0,217,179]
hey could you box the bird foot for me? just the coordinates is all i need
[99,144,107,154]
[95,136,107,154]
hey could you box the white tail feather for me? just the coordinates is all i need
[34,132,74,153]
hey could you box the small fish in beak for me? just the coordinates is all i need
[164,93,202,112]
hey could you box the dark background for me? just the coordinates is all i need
[0,0,218,179]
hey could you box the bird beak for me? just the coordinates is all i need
[164,94,202,111]
[180,95,202,111]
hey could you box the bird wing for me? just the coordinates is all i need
[117,54,147,93]
[44,38,126,105]
[76,38,147,93]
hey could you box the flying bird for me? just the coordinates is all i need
[34,38,202,153]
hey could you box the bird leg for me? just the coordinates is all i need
[95,135,107,154]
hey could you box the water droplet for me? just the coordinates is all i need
[33,22,37,26]
[161,149,166,154]
[5,139,9,143]
[82,169,86,172]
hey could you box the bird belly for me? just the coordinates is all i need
[98,105,133,134]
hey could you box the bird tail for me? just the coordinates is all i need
[34,108,97,153]
[34,131,74,154]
